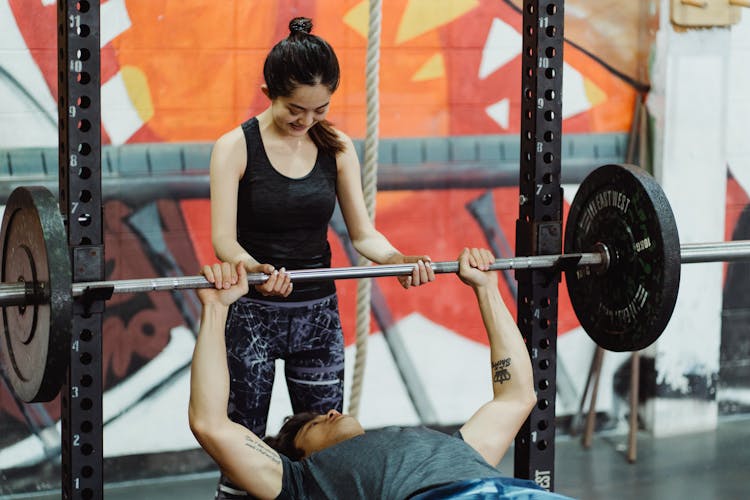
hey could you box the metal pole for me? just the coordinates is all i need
[680,241,750,263]
[5,239,750,306]
[0,253,604,305]
[59,1,104,497]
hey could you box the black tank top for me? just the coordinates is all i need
[237,117,338,301]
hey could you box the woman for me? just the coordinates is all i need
[209,17,433,498]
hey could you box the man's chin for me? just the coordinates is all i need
[336,416,365,436]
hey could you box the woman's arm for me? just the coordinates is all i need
[209,127,292,297]
[335,131,434,287]
[210,127,256,267]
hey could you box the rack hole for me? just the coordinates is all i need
[77,213,92,227]
[77,119,91,132]
[78,166,91,179]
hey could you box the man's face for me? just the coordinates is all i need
[294,409,365,457]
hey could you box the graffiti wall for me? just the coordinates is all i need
[1,0,746,492]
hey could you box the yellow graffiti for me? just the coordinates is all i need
[396,0,479,44]
[412,53,445,82]
[584,78,607,108]
[120,66,154,123]
[343,0,369,39]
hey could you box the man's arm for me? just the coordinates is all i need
[457,248,537,466]
[188,263,285,500]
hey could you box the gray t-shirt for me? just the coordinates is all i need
[275,426,504,499]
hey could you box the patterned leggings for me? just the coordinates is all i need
[216,293,345,499]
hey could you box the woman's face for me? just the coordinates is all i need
[267,83,332,137]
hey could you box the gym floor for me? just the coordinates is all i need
[4,416,748,500]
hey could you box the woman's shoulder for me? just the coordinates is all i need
[215,125,247,150]
[210,125,249,172]
[329,125,353,144]
[326,125,355,156]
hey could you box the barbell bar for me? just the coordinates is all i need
[0,240,742,306]
[0,252,607,307]
[2,163,750,403]
[65,240,750,291]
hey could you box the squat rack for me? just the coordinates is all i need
[51,1,567,497]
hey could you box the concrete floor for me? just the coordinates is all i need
[4,417,748,500]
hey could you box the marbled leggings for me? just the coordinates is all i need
[216,293,345,499]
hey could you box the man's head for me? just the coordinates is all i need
[264,409,365,460]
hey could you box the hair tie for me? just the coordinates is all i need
[289,17,313,35]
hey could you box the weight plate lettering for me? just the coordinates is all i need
[564,164,681,351]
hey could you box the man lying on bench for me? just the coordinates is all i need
[189,248,572,499]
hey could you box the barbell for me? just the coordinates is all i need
[2,163,749,403]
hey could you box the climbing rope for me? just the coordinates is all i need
[348,0,382,418]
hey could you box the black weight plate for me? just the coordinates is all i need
[564,164,681,352]
[1,187,72,402]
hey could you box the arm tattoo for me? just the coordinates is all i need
[245,435,281,464]
[492,358,512,384]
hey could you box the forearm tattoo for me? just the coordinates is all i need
[245,435,281,464]
[492,358,512,384]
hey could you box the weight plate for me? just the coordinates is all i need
[564,164,681,352]
[1,187,72,402]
